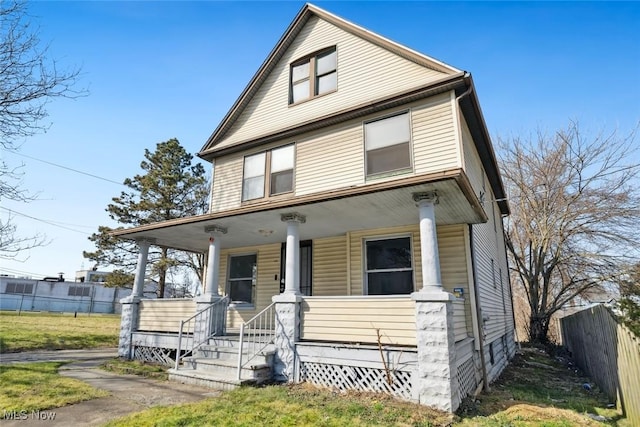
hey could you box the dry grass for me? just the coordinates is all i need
[0,311,120,353]
[0,362,109,416]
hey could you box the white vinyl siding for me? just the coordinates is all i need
[301,296,416,346]
[137,299,196,333]
[413,92,461,174]
[208,93,458,212]
[312,235,348,296]
[215,15,450,150]
[210,155,243,212]
[461,114,514,354]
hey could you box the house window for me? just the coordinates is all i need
[242,145,294,201]
[68,286,91,297]
[364,112,412,176]
[365,236,414,295]
[5,282,34,294]
[290,47,337,104]
[270,145,294,195]
[228,254,257,305]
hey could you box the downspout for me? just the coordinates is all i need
[456,75,489,392]
[468,224,490,392]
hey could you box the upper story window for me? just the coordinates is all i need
[364,112,412,177]
[290,47,337,104]
[242,145,295,201]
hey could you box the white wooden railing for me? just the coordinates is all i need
[237,302,276,380]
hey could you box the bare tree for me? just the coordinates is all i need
[0,1,85,259]
[499,121,640,344]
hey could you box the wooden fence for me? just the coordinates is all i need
[560,304,640,424]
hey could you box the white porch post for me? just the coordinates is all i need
[195,225,227,340]
[272,212,306,381]
[416,193,443,290]
[411,192,460,412]
[283,213,305,295]
[204,225,226,297]
[119,237,154,359]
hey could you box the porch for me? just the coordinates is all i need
[124,292,477,411]
[116,183,486,412]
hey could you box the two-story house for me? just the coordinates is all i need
[114,4,516,412]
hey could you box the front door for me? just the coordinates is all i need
[280,240,312,295]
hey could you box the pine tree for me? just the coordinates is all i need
[84,138,209,297]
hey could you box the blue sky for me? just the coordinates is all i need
[2,1,638,281]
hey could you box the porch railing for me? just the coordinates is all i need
[174,296,229,370]
[237,302,276,380]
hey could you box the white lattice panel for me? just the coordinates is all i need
[456,356,477,398]
[133,346,174,366]
[300,361,413,400]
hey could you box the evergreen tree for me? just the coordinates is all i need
[84,138,209,297]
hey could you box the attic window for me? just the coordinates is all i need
[290,47,337,104]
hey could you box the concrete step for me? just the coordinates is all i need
[207,334,274,348]
[196,344,275,363]
[183,357,271,381]
[168,367,254,391]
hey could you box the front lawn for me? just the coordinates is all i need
[0,311,120,353]
[0,362,109,416]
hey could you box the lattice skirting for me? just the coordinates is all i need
[133,345,175,366]
[299,361,414,401]
[456,355,478,398]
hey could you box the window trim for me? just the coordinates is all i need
[226,252,257,307]
[289,46,337,105]
[241,144,295,202]
[363,234,415,296]
[363,111,413,179]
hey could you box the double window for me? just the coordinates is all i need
[364,112,412,176]
[242,145,294,201]
[228,254,257,305]
[365,236,414,295]
[290,47,337,104]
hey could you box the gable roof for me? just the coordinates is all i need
[198,3,461,157]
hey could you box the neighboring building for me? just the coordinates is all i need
[112,4,515,412]
[0,271,158,314]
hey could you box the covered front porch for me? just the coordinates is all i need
[116,177,485,412]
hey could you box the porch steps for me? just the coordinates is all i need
[168,339,275,391]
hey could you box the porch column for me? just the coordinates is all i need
[195,225,228,341]
[119,237,154,359]
[411,192,459,412]
[204,225,226,297]
[272,212,306,381]
[414,192,442,290]
[282,213,306,295]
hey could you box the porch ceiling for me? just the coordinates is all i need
[114,177,485,253]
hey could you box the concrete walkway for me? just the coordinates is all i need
[1,349,219,426]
